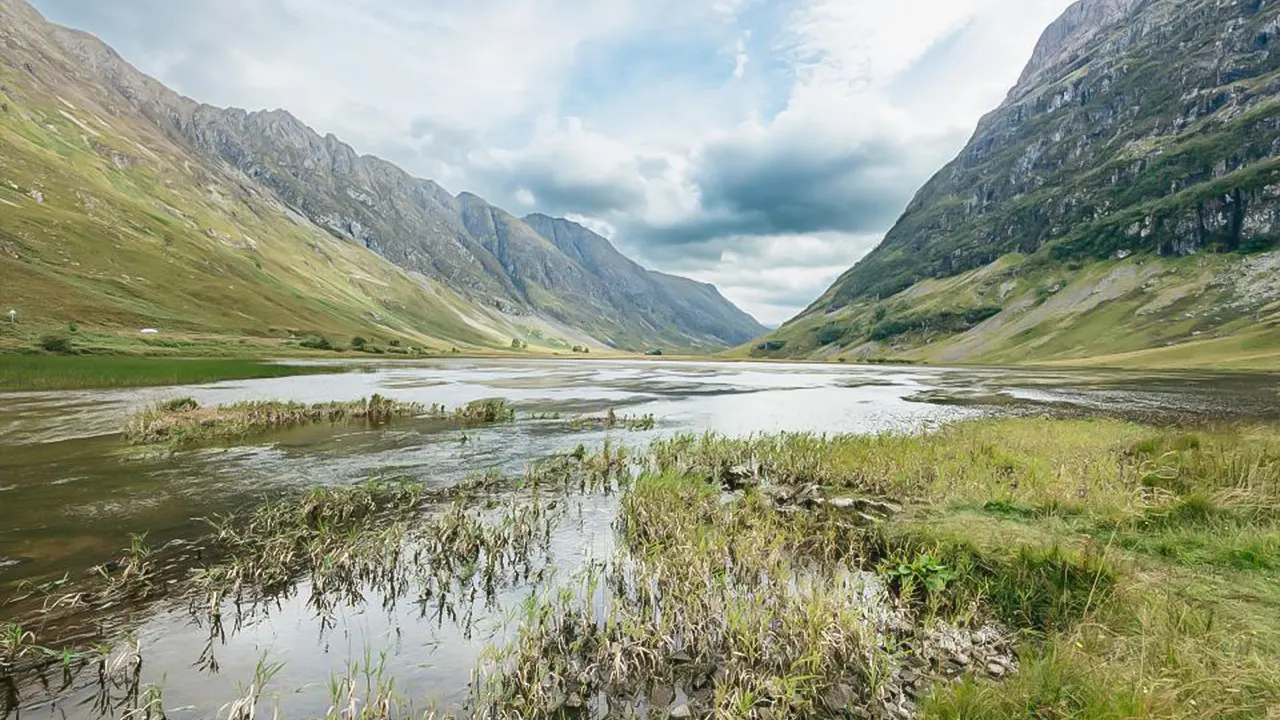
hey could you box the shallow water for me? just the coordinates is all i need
[1,359,1277,717]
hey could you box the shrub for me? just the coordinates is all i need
[351,336,368,350]
[67,321,79,334]
[645,348,664,356]
[40,335,74,354]
[816,323,846,346]
[300,335,333,350]
[511,338,527,350]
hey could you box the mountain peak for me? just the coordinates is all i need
[0,0,765,352]
[1009,0,1144,102]
[754,0,1280,364]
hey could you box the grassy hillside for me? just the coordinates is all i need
[744,252,1280,370]
[0,49,588,356]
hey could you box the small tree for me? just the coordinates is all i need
[351,336,368,350]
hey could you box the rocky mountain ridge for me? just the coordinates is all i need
[752,0,1280,368]
[0,0,764,352]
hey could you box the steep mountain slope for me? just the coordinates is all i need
[522,214,765,346]
[0,0,762,354]
[756,0,1280,368]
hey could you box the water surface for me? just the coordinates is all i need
[1,359,1275,717]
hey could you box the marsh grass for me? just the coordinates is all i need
[471,419,1280,719]
[8,419,1280,719]
[567,408,657,432]
[124,394,426,445]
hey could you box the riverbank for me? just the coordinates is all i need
[0,355,344,391]
[2,417,1276,718]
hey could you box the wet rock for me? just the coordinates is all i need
[650,685,675,708]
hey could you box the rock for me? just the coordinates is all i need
[854,498,903,517]
[650,685,675,708]
[821,683,855,712]
[668,649,693,665]
[723,463,759,490]
[669,703,692,718]
[987,661,1007,677]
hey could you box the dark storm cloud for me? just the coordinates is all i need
[691,137,916,238]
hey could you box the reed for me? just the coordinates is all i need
[124,394,426,445]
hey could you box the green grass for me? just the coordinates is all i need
[477,419,1280,718]
[0,354,336,391]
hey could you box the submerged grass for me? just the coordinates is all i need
[124,394,426,445]
[7,418,1280,719]
[0,355,334,391]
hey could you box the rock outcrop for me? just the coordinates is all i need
[754,0,1280,366]
[815,0,1280,308]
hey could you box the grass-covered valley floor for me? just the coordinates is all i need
[3,418,1278,719]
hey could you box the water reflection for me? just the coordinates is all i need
[1,359,1277,718]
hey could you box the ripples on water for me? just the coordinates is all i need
[1,359,1276,717]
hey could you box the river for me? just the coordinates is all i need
[1,359,1276,718]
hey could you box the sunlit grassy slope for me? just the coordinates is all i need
[742,252,1280,370]
[0,54,562,355]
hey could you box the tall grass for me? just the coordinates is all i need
[6,419,1280,719]
[124,394,425,445]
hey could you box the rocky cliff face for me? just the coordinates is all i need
[812,0,1280,310]
[522,214,766,345]
[753,0,1280,367]
[0,0,763,351]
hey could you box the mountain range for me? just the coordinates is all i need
[0,0,764,355]
[754,0,1280,369]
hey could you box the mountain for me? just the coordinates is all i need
[521,214,765,346]
[754,0,1280,369]
[0,0,763,355]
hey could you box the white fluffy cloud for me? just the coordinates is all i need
[32,0,1076,324]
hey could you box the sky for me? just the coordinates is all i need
[31,0,1076,326]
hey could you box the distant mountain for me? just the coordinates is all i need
[521,214,765,346]
[0,0,763,354]
[754,0,1280,368]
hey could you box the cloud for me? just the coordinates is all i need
[29,0,1077,322]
